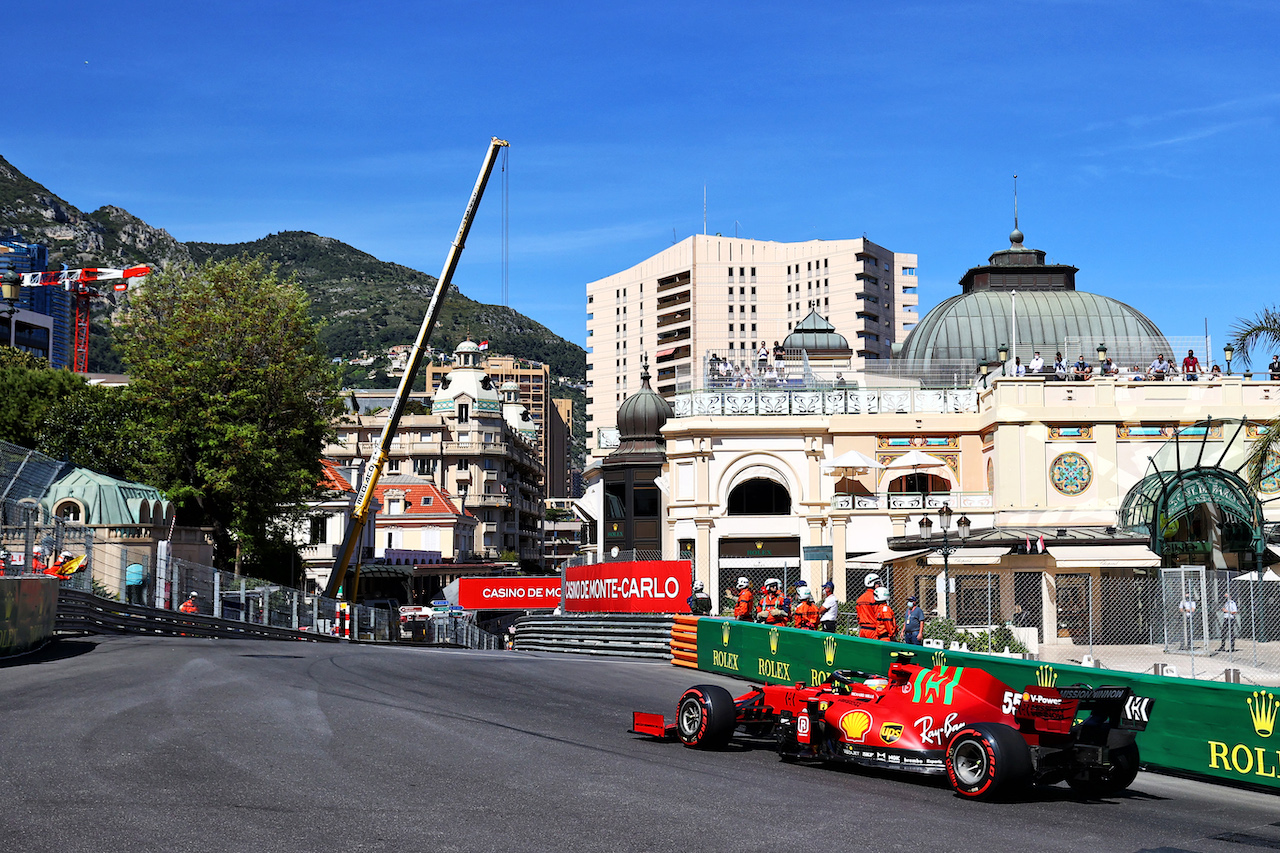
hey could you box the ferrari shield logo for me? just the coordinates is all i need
[722,622,731,646]
[769,627,779,655]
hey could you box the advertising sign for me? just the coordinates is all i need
[455,577,561,610]
[563,560,692,613]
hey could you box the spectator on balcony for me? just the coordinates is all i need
[773,340,785,370]
[764,364,779,386]
[1269,355,1280,380]
[1029,352,1044,374]
[1183,349,1202,381]
[1148,353,1172,381]
[1053,352,1067,381]
[1210,364,1222,380]
[756,341,769,373]
[1100,357,1119,376]
[1072,355,1092,381]
[1014,356,1026,376]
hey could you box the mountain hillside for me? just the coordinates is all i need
[0,156,585,380]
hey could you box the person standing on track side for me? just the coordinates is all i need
[757,578,788,625]
[179,592,200,614]
[819,580,839,632]
[792,587,820,630]
[856,572,884,638]
[732,577,755,621]
[901,594,925,645]
[687,580,712,615]
[873,586,897,642]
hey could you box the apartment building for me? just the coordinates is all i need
[585,235,918,455]
[425,353,573,497]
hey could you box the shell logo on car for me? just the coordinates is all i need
[839,710,873,742]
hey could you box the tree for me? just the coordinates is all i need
[0,350,86,449]
[35,383,150,482]
[116,255,343,575]
[1231,308,1280,487]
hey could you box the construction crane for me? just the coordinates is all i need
[0,265,151,371]
[323,136,510,600]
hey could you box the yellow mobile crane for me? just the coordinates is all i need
[323,136,510,600]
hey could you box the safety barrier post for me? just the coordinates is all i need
[291,590,299,630]
[213,570,222,619]
[239,578,246,622]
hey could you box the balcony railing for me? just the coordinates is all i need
[830,491,994,511]
[671,387,979,417]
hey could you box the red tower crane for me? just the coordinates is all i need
[5,265,151,372]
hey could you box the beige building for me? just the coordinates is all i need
[585,235,919,456]
[425,353,573,497]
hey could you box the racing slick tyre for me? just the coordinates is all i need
[946,722,1034,801]
[676,685,737,750]
[1066,742,1140,798]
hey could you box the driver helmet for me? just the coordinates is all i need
[692,580,704,593]
[797,587,813,601]
[60,550,73,560]
[874,586,890,603]
[864,572,881,588]
[736,577,750,589]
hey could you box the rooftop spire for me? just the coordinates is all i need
[1010,173,1024,246]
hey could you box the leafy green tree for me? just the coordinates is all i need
[1231,310,1280,486]
[0,352,86,449]
[35,383,149,482]
[116,255,343,575]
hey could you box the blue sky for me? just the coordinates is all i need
[4,1,1279,364]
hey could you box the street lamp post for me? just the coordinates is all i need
[998,344,1009,377]
[979,360,989,388]
[917,504,970,620]
[1224,343,1235,376]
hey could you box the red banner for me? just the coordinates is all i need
[456,577,561,610]
[563,560,692,613]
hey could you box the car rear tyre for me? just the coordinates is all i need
[946,722,1033,800]
[1067,742,1140,797]
[677,685,736,749]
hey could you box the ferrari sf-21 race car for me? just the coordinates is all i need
[632,654,1156,800]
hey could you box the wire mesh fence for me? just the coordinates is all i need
[1,521,396,643]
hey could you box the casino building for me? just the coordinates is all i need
[589,228,1280,651]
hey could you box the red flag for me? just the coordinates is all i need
[1038,534,1046,554]
[479,340,489,350]
[1026,536,1033,554]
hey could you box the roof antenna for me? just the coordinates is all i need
[1011,174,1024,246]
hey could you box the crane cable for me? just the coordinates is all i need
[501,146,510,307]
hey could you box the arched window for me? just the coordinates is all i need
[54,500,82,523]
[727,477,791,515]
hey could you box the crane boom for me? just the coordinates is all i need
[323,136,510,600]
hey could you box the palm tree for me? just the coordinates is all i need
[1231,309,1280,487]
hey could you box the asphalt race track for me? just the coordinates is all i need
[1,638,1277,853]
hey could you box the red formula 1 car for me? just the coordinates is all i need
[632,654,1155,800]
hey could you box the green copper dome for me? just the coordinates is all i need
[898,230,1170,367]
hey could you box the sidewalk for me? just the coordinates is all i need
[1028,640,1279,687]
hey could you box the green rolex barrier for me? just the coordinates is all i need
[697,618,1280,791]
[0,576,60,657]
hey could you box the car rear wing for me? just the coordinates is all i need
[1055,685,1155,731]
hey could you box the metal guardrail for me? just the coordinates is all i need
[55,588,342,642]
[511,614,674,659]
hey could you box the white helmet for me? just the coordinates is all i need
[188,591,199,598]
[864,572,881,588]
[32,545,43,555]
[765,578,781,590]
[61,550,73,559]
[874,586,890,603]
[736,577,750,589]
[692,580,704,593]
[797,588,813,601]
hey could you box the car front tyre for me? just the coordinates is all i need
[676,685,736,749]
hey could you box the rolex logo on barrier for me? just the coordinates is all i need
[824,634,837,667]
[769,627,779,655]
[931,650,946,669]
[1037,665,1058,689]
[1249,690,1277,738]
[722,622,731,646]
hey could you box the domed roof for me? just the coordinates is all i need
[898,229,1170,367]
[499,380,519,392]
[606,360,673,466]
[432,339,500,414]
[454,339,482,354]
[617,364,673,440]
[783,310,851,355]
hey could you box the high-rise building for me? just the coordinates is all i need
[584,235,918,455]
[0,235,68,368]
